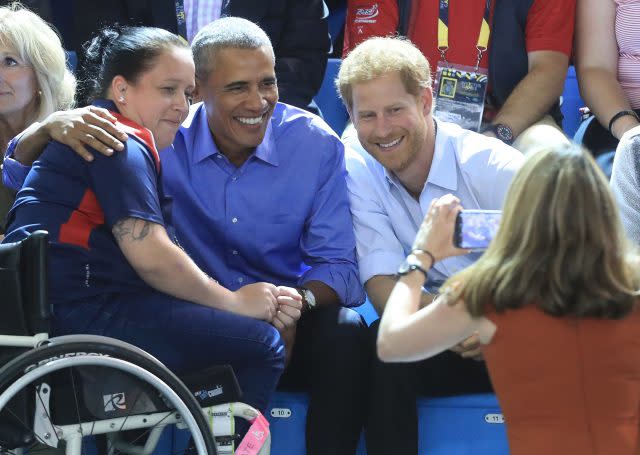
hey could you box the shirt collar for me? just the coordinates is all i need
[383,119,458,193]
[93,98,118,112]
[426,120,458,192]
[183,102,279,166]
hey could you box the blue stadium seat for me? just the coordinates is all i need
[266,392,508,454]
[560,66,585,138]
[314,58,349,136]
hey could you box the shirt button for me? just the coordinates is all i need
[231,176,238,182]
[237,277,244,284]
[216,154,223,159]
[232,250,239,255]
[232,217,238,223]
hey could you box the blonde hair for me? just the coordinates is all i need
[336,37,431,111]
[0,2,75,124]
[444,144,640,319]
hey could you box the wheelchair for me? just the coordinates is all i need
[0,231,270,455]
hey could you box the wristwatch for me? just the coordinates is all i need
[485,123,515,145]
[397,253,430,280]
[299,288,317,312]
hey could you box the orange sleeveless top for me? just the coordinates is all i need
[484,305,640,455]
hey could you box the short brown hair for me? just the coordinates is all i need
[336,37,431,111]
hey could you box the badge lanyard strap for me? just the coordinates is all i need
[437,0,492,71]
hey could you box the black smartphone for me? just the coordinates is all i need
[454,210,502,250]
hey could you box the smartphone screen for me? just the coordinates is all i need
[454,210,502,250]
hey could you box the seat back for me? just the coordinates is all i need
[0,230,50,344]
[0,231,49,449]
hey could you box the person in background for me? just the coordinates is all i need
[0,2,75,235]
[3,25,301,416]
[342,0,575,150]
[56,0,330,114]
[575,0,640,176]
[611,125,640,244]
[379,144,640,454]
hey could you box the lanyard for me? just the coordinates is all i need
[437,0,492,70]
[175,0,187,40]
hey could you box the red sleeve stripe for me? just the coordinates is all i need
[59,189,105,250]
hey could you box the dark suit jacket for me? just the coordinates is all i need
[67,0,330,113]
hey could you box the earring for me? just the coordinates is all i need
[118,96,125,103]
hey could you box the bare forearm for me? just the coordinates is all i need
[366,274,436,316]
[303,280,340,306]
[578,68,640,139]
[494,63,567,137]
[114,219,233,310]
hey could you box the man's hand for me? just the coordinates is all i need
[43,106,128,162]
[272,286,303,333]
[230,282,279,322]
[450,332,484,361]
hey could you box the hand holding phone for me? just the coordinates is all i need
[412,195,471,262]
[453,210,502,250]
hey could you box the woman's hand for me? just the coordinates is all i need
[230,282,279,321]
[42,106,128,161]
[412,194,470,262]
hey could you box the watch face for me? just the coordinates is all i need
[398,255,427,276]
[495,124,514,143]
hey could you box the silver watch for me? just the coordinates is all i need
[300,288,317,310]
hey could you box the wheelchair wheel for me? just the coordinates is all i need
[0,335,217,455]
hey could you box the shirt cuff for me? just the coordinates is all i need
[300,262,366,308]
[358,250,406,286]
[3,132,31,192]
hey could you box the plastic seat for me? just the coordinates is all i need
[314,58,349,136]
[266,391,508,454]
[560,66,585,138]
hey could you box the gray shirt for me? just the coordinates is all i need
[611,125,640,245]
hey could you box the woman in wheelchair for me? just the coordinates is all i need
[2,25,297,425]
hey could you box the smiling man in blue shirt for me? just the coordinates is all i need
[4,17,368,455]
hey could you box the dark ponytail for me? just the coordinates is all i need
[76,25,188,106]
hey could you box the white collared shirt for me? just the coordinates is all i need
[184,0,223,42]
[344,120,524,289]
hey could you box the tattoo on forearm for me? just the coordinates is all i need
[113,218,152,242]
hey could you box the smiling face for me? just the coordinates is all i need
[351,71,432,175]
[0,45,38,126]
[115,46,195,150]
[197,46,278,159]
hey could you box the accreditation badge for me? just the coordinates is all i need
[433,63,488,132]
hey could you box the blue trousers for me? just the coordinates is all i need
[52,290,285,413]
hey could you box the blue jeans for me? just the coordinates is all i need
[52,290,285,413]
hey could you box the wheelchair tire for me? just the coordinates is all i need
[0,334,217,455]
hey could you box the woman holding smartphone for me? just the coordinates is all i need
[378,144,640,454]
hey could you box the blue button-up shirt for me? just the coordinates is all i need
[162,102,364,306]
[3,102,365,307]
[344,120,524,290]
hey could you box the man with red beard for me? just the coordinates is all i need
[337,37,523,454]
